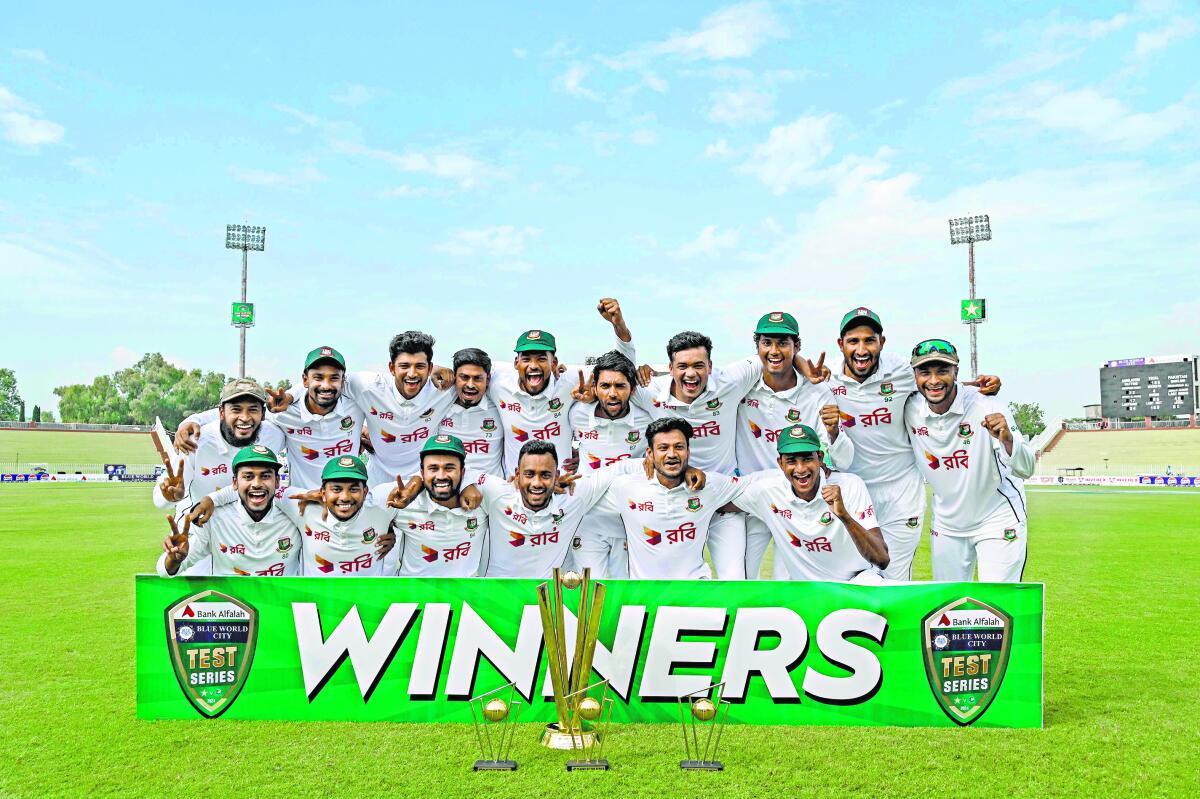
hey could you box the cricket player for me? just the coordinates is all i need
[735,311,853,579]
[728,425,889,581]
[154,378,286,517]
[175,346,364,490]
[904,339,1034,582]
[567,350,653,577]
[489,298,636,471]
[592,417,745,580]
[157,445,302,577]
[826,308,1002,580]
[376,434,490,577]
[437,348,504,477]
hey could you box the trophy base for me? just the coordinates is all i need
[473,760,517,771]
[541,723,598,750]
[680,760,724,771]
[566,759,610,771]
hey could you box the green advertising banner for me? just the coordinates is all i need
[136,576,1043,728]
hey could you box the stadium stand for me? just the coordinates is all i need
[1036,428,1200,476]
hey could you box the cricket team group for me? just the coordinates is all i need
[153,298,1034,584]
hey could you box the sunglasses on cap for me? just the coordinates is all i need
[912,339,957,358]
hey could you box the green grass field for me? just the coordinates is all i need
[1,483,1197,798]
[0,429,158,470]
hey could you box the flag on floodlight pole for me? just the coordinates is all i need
[948,215,991,379]
[225,224,266,378]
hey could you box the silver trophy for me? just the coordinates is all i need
[469,682,522,771]
[678,682,730,771]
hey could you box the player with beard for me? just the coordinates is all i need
[375,435,490,576]
[489,298,636,472]
[567,350,653,577]
[904,340,1033,582]
[735,311,853,579]
[437,348,504,477]
[175,346,364,490]
[592,417,745,580]
[154,379,285,515]
[825,308,1001,580]
[726,425,889,581]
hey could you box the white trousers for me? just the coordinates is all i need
[869,473,927,581]
[707,512,748,580]
[930,522,1027,582]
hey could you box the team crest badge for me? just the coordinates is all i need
[362,527,377,544]
[572,536,582,550]
[252,444,269,454]
[880,382,894,396]
[626,431,641,444]
[338,456,355,467]
[340,416,354,430]
[687,497,702,512]
[277,537,293,554]
[1003,528,1017,541]
[786,409,801,422]
[482,419,496,432]
[958,423,973,440]
[466,517,478,532]
[548,398,563,412]
[165,590,258,718]
[922,597,1013,726]
[552,510,565,524]
[706,399,722,411]
[420,407,435,419]
[435,434,452,444]
[768,312,784,322]
[819,511,833,525]
[528,330,542,340]
[906,517,919,528]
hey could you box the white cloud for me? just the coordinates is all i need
[630,128,659,146]
[434,225,541,258]
[0,85,63,147]
[497,260,535,273]
[653,1,784,61]
[332,140,496,189]
[330,84,378,107]
[66,156,97,175]
[738,114,839,193]
[11,48,50,64]
[984,82,1195,150]
[670,225,741,259]
[1134,17,1198,58]
[231,164,326,188]
[512,48,528,59]
[708,86,775,126]
[642,71,669,93]
[555,64,601,101]
[704,138,733,159]
[381,185,430,198]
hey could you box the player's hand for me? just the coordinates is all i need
[359,429,375,455]
[572,370,596,403]
[174,421,200,454]
[431,366,455,391]
[375,528,397,558]
[387,475,424,510]
[160,458,186,503]
[555,471,581,495]
[289,488,326,519]
[186,497,215,526]
[636,364,653,387]
[684,466,706,491]
[597,297,623,326]
[982,413,1013,447]
[266,387,292,413]
[459,484,483,511]
[820,404,841,441]
[561,455,580,474]
[163,515,190,574]
[821,484,847,519]
[966,374,1002,396]
[797,352,831,384]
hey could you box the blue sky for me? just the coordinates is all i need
[2,1,1198,420]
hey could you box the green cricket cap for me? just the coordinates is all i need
[910,338,960,368]
[514,329,557,353]
[421,433,467,459]
[304,345,346,371]
[231,444,282,471]
[839,306,883,335]
[220,378,269,405]
[322,454,368,483]
[755,311,799,337]
[777,424,823,455]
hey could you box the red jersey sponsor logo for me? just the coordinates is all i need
[508,531,526,547]
[199,464,228,476]
[299,445,320,461]
[911,425,929,436]
[858,408,892,427]
[628,499,654,512]
[503,506,528,525]
[370,407,394,421]
[692,420,721,438]
[500,401,522,413]
[421,544,439,562]
[379,430,397,443]
[322,439,353,457]
[643,527,662,546]
[314,553,335,574]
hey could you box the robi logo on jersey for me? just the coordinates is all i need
[508,531,526,547]
[643,527,662,546]
[299,446,320,461]
[314,554,335,574]
[379,431,397,444]
[421,545,439,563]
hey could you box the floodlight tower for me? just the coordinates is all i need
[225,224,266,378]
[948,214,991,379]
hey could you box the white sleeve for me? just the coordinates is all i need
[988,402,1035,479]
[840,476,877,528]
[614,335,636,363]
[207,485,239,507]
[708,473,747,509]
[182,407,220,428]
[572,458,643,511]
[718,358,762,399]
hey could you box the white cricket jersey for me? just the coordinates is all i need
[331,372,458,485]
[736,471,877,581]
[438,397,505,477]
[288,499,395,577]
[569,402,652,543]
[270,395,365,490]
[639,358,762,475]
[735,376,853,474]
[379,490,488,577]
[488,337,637,469]
[153,419,286,509]
[593,472,745,580]
[905,387,1035,536]
[474,461,635,579]
[155,499,302,577]
[826,351,917,486]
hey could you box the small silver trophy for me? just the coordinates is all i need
[678,682,729,771]
[469,682,522,771]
